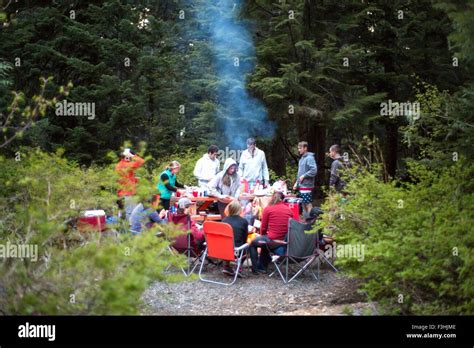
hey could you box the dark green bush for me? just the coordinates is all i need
[320,161,474,314]
[0,149,186,315]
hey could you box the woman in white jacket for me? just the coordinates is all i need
[208,158,241,217]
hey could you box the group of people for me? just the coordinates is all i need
[114,138,349,276]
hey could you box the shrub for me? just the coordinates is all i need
[319,160,474,314]
[0,149,187,314]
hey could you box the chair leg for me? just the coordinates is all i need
[287,255,317,283]
[316,256,320,281]
[318,252,338,272]
[165,245,188,276]
[198,249,246,286]
[272,258,287,283]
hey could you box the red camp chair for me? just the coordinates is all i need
[166,213,204,277]
[198,221,248,286]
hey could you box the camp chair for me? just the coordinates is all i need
[166,213,204,277]
[198,221,248,286]
[267,218,337,283]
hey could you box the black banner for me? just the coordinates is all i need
[0,315,472,346]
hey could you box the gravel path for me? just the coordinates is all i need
[141,263,377,315]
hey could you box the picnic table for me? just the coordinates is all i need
[171,193,298,220]
[170,194,280,212]
[190,213,222,222]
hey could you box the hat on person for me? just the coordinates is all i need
[304,207,324,221]
[178,197,192,209]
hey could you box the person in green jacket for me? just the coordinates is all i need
[157,161,184,210]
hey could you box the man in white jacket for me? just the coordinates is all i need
[193,145,220,187]
[238,138,270,188]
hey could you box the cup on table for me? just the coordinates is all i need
[176,191,181,197]
[192,190,198,197]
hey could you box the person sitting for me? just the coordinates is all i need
[157,161,185,210]
[304,206,332,249]
[208,158,241,217]
[129,197,167,236]
[249,191,293,274]
[170,198,205,255]
[221,200,249,276]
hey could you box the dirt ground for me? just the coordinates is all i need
[141,262,378,316]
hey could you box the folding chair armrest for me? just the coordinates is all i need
[234,243,249,252]
[256,240,287,248]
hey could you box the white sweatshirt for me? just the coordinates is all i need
[238,147,270,184]
[193,153,220,186]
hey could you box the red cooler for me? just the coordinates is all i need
[78,210,106,232]
[284,198,302,221]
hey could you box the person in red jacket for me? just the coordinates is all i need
[115,148,145,220]
[249,191,293,274]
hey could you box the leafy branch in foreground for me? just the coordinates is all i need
[0,77,72,149]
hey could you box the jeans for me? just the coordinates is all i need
[124,196,136,221]
[249,235,286,272]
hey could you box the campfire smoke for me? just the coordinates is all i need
[198,0,275,149]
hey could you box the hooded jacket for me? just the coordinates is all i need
[297,152,317,188]
[208,158,241,199]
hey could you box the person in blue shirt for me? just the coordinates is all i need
[129,197,167,236]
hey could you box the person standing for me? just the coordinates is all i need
[115,148,145,220]
[238,138,269,189]
[293,141,317,214]
[157,161,184,210]
[328,144,348,192]
[208,158,241,217]
[193,145,220,187]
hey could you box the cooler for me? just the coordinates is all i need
[283,198,302,221]
[78,210,106,232]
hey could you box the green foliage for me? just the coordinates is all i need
[0,59,12,88]
[0,77,71,151]
[319,161,474,314]
[435,0,474,67]
[0,149,187,314]
[269,163,297,187]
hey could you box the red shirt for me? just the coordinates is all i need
[260,202,293,240]
[115,155,145,197]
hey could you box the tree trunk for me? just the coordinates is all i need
[270,124,286,178]
[307,120,326,198]
[385,121,398,178]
